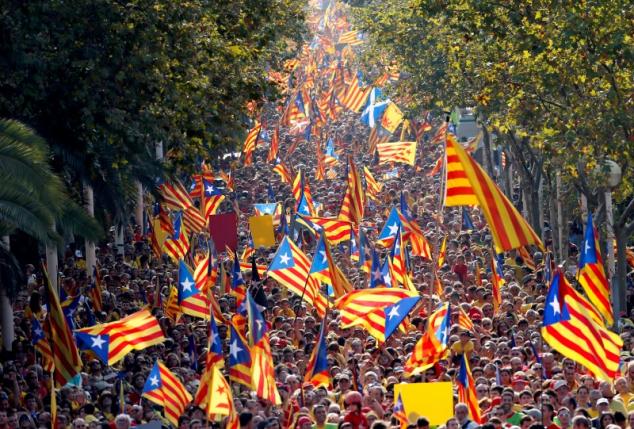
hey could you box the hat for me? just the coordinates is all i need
[553,380,568,390]
[512,374,528,384]
[597,398,609,406]
[297,417,312,427]
[84,415,99,424]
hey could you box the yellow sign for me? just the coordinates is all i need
[393,382,454,426]
[249,215,275,248]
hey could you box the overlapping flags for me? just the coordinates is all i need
[267,236,328,318]
[308,231,352,298]
[393,393,409,429]
[142,360,192,426]
[541,268,622,380]
[404,303,451,376]
[335,288,419,342]
[75,309,165,365]
[242,122,261,165]
[338,158,365,226]
[364,166,382,201]
[578,214,613,326]
[229,322,252,388]
[304,316,330,388]
[158,180,194,211]
[31,318,54,372]
[163,212,190,262]
[178,260,210,320]
[43,266,82,386]
[457,355,482,424]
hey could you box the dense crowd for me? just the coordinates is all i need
[1,126,633,429]
[2,2,634,429]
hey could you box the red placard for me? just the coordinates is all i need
[208,212,238,252]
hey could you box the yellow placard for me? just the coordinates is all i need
[249,215,275,248]
[393,382,454,426]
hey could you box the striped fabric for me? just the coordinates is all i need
[267,236,328,318]
[267,127,280,163]
[338,30,364,45]
[229,322,252,388]
[242,122,261,165]
[273,162,293,185]
[163,212,190,262]
[578,214,613,326]
[397,210,432,259]
[341,75,371,112]
[430,122,448,145]
[490,256,503,314]
[457,355,483,423]
[159,180,194,211]
[518,246,537,271]
[308,233,353,299]
[163,286,181,322]
[195,365,236,419]
[301,215,352,245]
[142,361,192,427]
[43,267,82,386]
[363,167,383,201]
[368,126,391,155]
[404,303,450,376]
[31,318,54,372]
[204,195,225,219]
[335,288,418,341]
[304,317,330,388]
[183,206,206,233]
[338,158,365,226]
[377,141,417,166]
[542,269,622,380]
[194,252,211,293]
[88,266,103,312]
[75,309,165,365]
[444,135,542,252]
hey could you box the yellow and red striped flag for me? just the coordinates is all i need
[404,304,450,376]
[196,364,237,420]
[159,180,194,211]
[578,214,613,326]
[335,288,418,341]
[437,236,447,269]
[163,286,181,323]
[242,122,261,166]
[267,127,280,163]
[163,212,190,262]
[341,74,371,112]
[368,126,391,155]
[338,158,365,226]
[338,30,364,45]
[490,255,504,314]
[204,195,225,219]
[183,206,206,233]
[300,216,352,245]
[542,269,622,381]
[75,309,165,365]
[363,167,382,201]
[43,266,81,387]
[273,162,293,185]
[444,135,542,252]
[457,355,483,424]
[518,246,536,271]
[142,361,192,427]
[267,236,328,318]
[31,318,54,372]
[377,141,417,166]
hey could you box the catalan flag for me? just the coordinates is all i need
[338,158,365,226]
[370,249,387,288]
[368,125,391,155]
[194,251,211,293]
[304,316,330,389]
[578,214,613,326]
[462,207,475,231]
[393,393,409,429]
[273,161,293,185]
[267,236,328,318]
[404,303,450,376]
[298,215,352,245]
[363,167,382,201]
[377,207,402,247]
[457,354,482,424]
[163,212,190,262]
[142,360,192,427]
[377,141,417,166]
[178,260,210,320]
[541,269,622,380]
[518,246,536,271]
[398,207,432,260]
[196,364,237,420]
[437,236,447,269]
[88,266,103,312]
[341,74,371,112]
[490,255,503,314]
[31,318,54,372]
[75,309,165,365]
[203,181,225,219]
[159,180,194,211]
[229,322,252,388]
[183,206,207,233]
[163,285,181,322]
[335,288,418,342]
[206,314,224,369]
[267,127,280,162]
[389,226,408,288]
[246,292,281,405]
[444,135,542,252]
[43,266,81,386]
[356,229,373,274]
[242,122,261,165]
[309,232,353,299]
[338,30,364,45]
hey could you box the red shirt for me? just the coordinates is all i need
[344,411,369,429]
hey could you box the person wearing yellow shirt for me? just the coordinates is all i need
[450,331,474,362]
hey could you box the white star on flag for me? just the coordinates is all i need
[230,340,243,359]
[387,305,400,320]
[388,223,399,236]
[550,295,561,315]
[150,375,159,387]
[91,335,106,349]
[279,253,291,265]
[181,278,194,292]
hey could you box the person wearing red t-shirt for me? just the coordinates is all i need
[343,392,368,429]
[452,256,469,284]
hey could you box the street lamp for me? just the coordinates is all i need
[596,160,622,318]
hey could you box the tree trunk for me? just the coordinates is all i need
[115,224,125,256]
[155,141,164,161]
[556,174,566,261]
[547,177,559,258]
[84,182,96,279]
[615,225,629,320]
[135,182,144,228]
[0,237,13,352]
[46,227,58,290]
[481,124,495,178]
[538,176,545,238]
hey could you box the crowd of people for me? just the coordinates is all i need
[2,2,634,429]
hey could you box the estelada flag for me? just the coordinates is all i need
[209,213,238,252]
